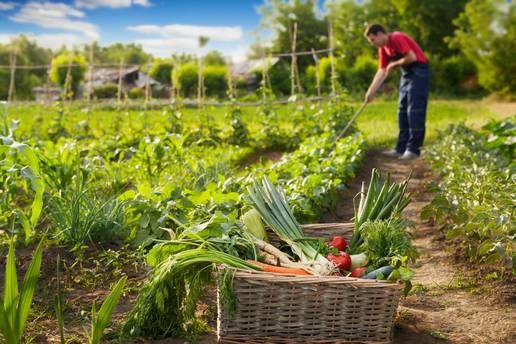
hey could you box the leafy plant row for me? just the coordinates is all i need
[422,116,515,274]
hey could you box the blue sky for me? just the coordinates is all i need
[0,0,268,61]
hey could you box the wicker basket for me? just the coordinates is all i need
[216,223,403,344]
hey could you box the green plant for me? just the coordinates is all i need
[0,239,44,344]
[93,84,118,99]
[48,183,128,246]
[85,276,127,344]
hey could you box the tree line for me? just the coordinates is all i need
[0,0,514,101]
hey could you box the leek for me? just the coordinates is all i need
[247,177,334,275]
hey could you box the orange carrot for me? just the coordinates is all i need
[247,260,312,275]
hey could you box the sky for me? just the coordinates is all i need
[0,0,268,62]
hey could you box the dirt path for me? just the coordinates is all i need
[322,150,516,344]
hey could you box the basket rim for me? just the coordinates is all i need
[218,266,404,289]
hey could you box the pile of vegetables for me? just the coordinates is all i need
[124,169,417,340]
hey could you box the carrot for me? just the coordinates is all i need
[246,260,312,275]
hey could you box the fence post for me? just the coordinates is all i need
[8,52,16,102]
[45,53,53,105]
[117,58,124,105]
[311,48,322,106]
[328,18,337,100]
[144,60,151,108]
[64,54,73,103]
[87,46,94,102]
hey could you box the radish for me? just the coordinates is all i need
[350,267,368,277]
[327,251,351,271]
[329,236,347,252]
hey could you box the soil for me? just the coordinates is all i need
[321,149,516,344]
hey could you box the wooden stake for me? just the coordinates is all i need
[46,52,53,105]
[117,58,124,104]
[87,46,94,102]
[328,18,337,99]
[198,55,203,109]
[8,53,16,102]
[311,48,322,105]
[144,61,151,107]
[64,54,73,102]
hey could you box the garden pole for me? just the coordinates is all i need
[8,52,16,102]
[117,58,124,106]
[328,18,337,100]
[46,53,53,105]
[87,46,94,102]
[311,48,322,107]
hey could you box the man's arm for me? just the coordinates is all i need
[364,68,388,103]
[386,50,417,73]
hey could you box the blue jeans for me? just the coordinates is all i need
[395,63,429,156]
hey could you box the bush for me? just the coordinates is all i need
[128,87,144,99]
[93,83,118,99]
[346,55,376,94]
[177,62,198,98]
[50,53,87,97]
[268,61,291,96]
[203,65,228,98]
[149,60,173,85]
[430,54,479,94]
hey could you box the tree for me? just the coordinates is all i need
[50,53,87,97]
[203,51,227,66]
[259,0,327,71]
[391,0,468,57]
[149,59,174,85]
[102,43,151,65]
[0,35,52,100]
[450,0,516,96]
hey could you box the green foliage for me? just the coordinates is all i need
[449,0,516,96]
[93,84,118,99]
[203,51,227,66]
[128,87,144,99]
[0,35,52,100]
[423,118,515,274]
[0,239,44,344]
[259,0,327,71]
[177,62,198,98]
[431,54,479,94]
[0,108,45,241]
[149,59,173,85]
[47,180,129,246]
[50,53,87,97]
[203,65,228,98]
[360,219,417,270]
[86,276,127,344]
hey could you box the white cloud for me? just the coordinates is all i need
[127,24,243,41]
[0,32,87,50]
[74,0,151,9]
[10,2,99,40]
[0,2,17,11]
[127,24,246,61]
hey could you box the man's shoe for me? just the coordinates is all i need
[398,151,419,161]
[382,149,401,157]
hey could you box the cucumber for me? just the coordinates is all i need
[363,265,394,280]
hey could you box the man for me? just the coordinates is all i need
[364,24,429,160]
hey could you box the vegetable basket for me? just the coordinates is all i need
[216,223,403,343]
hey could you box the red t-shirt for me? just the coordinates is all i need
[378,31,428,69]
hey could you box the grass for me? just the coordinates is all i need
[355,99,515,147]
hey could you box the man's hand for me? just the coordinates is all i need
[364,91,374,103]
[386,62,397,74]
